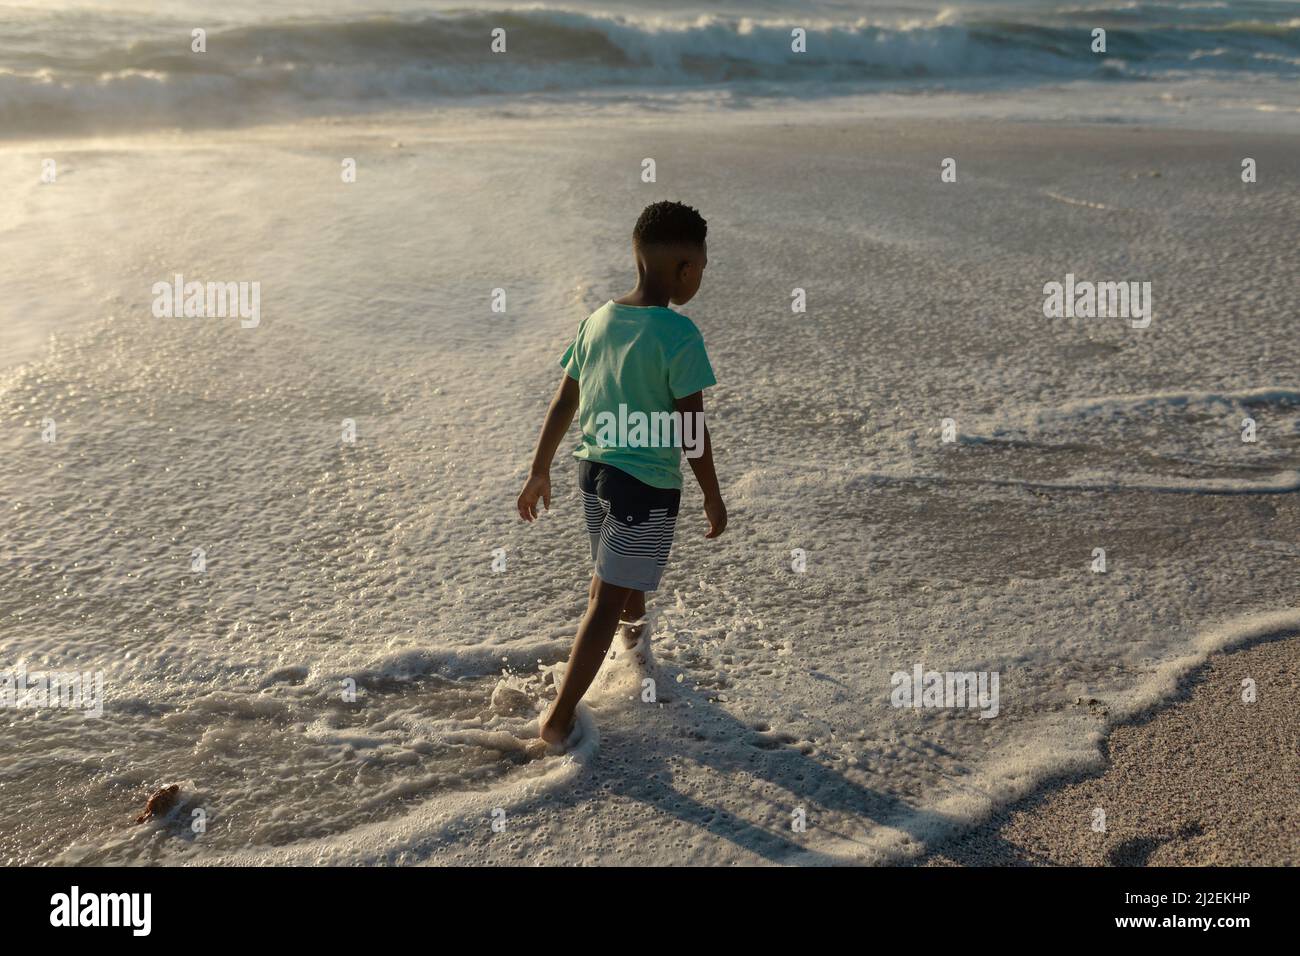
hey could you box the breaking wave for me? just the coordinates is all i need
[3,4,1298,135]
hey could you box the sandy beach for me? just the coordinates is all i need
[921,631,1300,866]
[4,102,1295,865]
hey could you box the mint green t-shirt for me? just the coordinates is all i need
[560,300,716,490]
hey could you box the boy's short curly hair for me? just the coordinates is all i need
[633,201,707,249]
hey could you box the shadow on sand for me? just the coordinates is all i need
[548,660,987,865]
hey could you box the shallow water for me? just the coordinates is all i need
[1,107,1297,864]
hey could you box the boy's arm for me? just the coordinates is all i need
[674,390,727,538]
[517,373,579,522]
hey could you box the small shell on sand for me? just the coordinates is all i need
[135,784,180,824]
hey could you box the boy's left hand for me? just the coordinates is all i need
[517,473,551,522]
[704,495,727,538]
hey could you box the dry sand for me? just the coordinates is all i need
[919,631,1300,865]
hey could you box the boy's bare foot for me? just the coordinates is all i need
[538,705,574,747]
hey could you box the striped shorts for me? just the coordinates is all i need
[578,460,681,592]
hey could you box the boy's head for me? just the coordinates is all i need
[632,201,708,305]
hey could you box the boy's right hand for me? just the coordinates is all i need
[517,473,551,522]
[704,495,727,538]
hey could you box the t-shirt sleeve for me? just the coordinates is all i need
[559,322,584,380]
[667,330,716,399]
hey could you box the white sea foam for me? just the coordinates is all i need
[965,387,1300,434]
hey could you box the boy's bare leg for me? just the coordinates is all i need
[584,577,643,648]
[540,576,634,745]
[619,589,646,648]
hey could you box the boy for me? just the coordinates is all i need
[516,200,727,748]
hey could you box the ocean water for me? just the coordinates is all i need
[2,0,1298,135]
[1,3,1298,865]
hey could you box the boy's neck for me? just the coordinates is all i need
[614,284,672,309]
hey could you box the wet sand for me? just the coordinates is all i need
[3,114,1297,864]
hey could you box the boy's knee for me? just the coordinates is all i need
[591,579,634,616]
